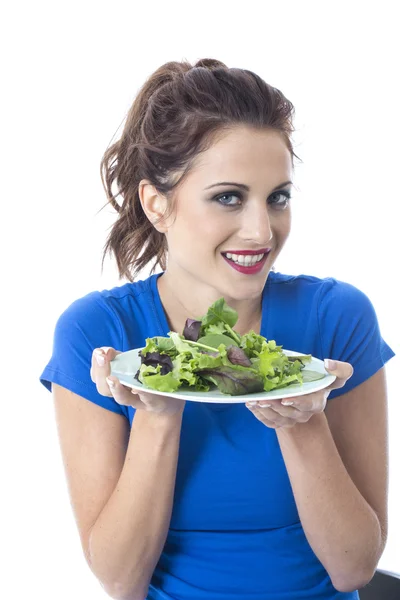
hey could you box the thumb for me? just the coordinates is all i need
[94,346,121,365]
[324,359,354,390]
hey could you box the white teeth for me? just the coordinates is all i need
[224,252,265,266]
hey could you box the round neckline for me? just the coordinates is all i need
[149,271,271,337]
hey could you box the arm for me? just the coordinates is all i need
[89,409,183,600]
[275,367,388,593]
[53,384,183,600]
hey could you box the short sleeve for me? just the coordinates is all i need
[318,279,395,399]
[40,292,130,420]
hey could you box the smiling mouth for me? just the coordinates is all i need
[221,250,271,267]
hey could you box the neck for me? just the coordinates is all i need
[156,269,264,336]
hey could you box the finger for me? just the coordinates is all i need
[282,361,353,412]
[136,390,166,412]
[256,400,308,419]
[247,405,296,428]
[246,404,280,428]
[324,359,354,390]
[249,400,292,416]
[281,389,329,413]
[248,402,312,424]
[91,347,121,396]
[106,376,143,407]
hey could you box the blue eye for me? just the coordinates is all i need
[212,189,292,209]
[268,190,291,209]
[214,192,242,207]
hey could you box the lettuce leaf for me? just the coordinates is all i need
[197,366,265,395]
[200,297,238,329]
[138,364,182,392]
[197,333,239,349]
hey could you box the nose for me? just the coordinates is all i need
[238,201,273,245]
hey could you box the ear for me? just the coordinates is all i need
[138,179,171,233]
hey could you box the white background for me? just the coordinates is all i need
[2,1,399,598]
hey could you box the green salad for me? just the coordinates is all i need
[134,298,325,396]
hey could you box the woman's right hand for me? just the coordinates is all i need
[90,346,186,416]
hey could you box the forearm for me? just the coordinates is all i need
[276,412,383,592]
[88,409,183,600]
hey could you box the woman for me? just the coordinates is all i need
[40,58,394,600]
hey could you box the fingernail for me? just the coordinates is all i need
[281,400,294,406]
[258,403,271,408]
[94,349,105,366]
[324,359,337,370]
[106,377,115,388]
[246,402,257,409]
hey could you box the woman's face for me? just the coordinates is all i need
[150,125,293,303]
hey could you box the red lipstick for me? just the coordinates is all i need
[221,249,271,275]
[222,248,271,256]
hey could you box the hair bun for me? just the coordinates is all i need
[193,58,228,70]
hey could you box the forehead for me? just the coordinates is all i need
[188,126,293,186]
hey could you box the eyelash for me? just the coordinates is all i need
[213,189,292,209]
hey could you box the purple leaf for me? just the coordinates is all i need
[227,345,252,367]
[140,351,173,375]
[183,318,202,341]
[197,366,264,396]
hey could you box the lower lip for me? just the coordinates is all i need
[222,253,269,274]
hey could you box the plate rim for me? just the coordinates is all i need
[110,347,336,403]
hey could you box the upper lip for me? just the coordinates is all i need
[221,248,271,256]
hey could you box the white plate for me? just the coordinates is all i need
[110,347,336,404]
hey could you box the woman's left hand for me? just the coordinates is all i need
[246,359,354,429]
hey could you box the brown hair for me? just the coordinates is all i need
[100,58,299,282]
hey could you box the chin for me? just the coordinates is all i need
[220,278,268,302]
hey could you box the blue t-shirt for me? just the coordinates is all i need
[40,271,395,600]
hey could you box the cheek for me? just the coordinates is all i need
[272,210,291,241]
[174,206,230,249]
[283,215,291,238]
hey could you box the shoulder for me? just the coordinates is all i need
[266,271,394,397]
[41,275,157,417]
[268,270,371,308]
[266,271,384,358]
[56,276,154,332]
[266,271,373,320]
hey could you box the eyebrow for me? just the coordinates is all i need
[204,180,293,192]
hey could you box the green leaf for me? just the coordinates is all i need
[273,374,303,389]
[168,331,201,356]
[192,377,211,392]
[239,331,279,357]
[200,298,238,329]
[141,336,176,357]
[197,333,239,349]
[263,376,281,391]
[171,355,198,386]
[203,322,226,336]
[287,359,304,374]
[192,352,223,370]
[138,364,182,392]
[287,354,312,365]
[301,370,327,383]
[257,350,286,377]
